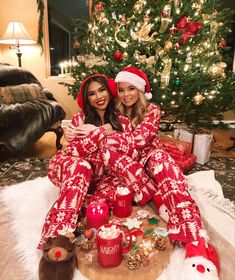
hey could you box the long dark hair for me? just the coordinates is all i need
[82,76,123,132]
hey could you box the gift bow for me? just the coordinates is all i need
[175,16,203,44]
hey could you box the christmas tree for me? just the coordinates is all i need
[67,0,235,133]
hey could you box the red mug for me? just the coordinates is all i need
[96,224,132,268]
[113,187,132,218]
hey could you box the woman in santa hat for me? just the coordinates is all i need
[94,66,202,244]
[63,67,220,278]
[97,67,220,269]
[38,73,131,249]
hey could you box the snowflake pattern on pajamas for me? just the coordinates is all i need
[38,113,131,249]
[99,103,203,244]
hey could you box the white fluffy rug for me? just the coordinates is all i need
[0,170,234,280]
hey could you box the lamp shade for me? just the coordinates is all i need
[0,21,36,45]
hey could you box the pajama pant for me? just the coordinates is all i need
[86,175,123,209]
[101,146,202,245]
[38,152,93,249]
[102,149,158,206]
[38,150,155,248]
[146,149,202,245]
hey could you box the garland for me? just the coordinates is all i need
[37,0,44,52]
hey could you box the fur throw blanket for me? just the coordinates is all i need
[0,99,65,152]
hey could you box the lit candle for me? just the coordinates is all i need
[86,202,109,229]
[64,61,68,74]
[60,62,64,74]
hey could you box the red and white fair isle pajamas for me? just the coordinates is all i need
[97,103,203,245]
[38,112,148,248]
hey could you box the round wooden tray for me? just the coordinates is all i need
[76,205,173,280]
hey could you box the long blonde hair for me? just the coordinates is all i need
[116,90,149,129]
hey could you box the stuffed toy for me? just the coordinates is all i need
[39,235,77,280]
[153,191,169,222]
[180,238,220,280]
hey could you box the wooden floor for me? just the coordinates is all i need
[16,128,235,159]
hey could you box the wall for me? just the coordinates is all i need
[0,0,234,120]
[0,0,78,119]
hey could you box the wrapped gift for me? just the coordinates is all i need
[173,153,197,174]
[160,135,192,156]
[173,128,194,150]
[193,133,213,165]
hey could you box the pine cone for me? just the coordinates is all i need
[80,238,93,252]
[76,222,86,234]
[126,250,142,270]
[155,236,168,250]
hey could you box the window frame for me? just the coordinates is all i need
[42,0,93,78]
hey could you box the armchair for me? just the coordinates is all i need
[0,64,66,157]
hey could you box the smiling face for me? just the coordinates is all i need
[87,81,111,113]
[117,82,140,108]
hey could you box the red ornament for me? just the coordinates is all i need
[175,43,180,49]
[161,11,168,18]
[179,32,190,44]
[95,2,103,12]
[143,15,150,22]
[73,41,81,47]
[219,40,227,47]
[84,229,94,240]
[113,51,123,60]
[121,16,126,25]
[170,26,177,35]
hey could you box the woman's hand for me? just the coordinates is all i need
[64,123,78,142]
[102,124,116,135]
[75,124,97,137]
[64,122,115,141]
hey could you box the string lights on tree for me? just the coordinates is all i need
[64,0,235,132]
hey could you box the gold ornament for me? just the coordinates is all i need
[126,250,142,270]
[96,12,105,21]
[192,2,202,10]
[208,62,227,78]
[133,0,145,13]
[192,92,205,105]
[164,40,173,52]
[123,52,128,59]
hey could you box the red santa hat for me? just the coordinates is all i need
[77,74,118,111]
[185,238,221,275]
[115,66,153,100]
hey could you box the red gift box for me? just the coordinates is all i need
[160,135,192,156]
[173,153,197,174]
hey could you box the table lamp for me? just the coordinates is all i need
[0,21,36,67]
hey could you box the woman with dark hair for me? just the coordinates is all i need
[38,74,130,249]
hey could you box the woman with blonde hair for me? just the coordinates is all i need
[100,67,219,251]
